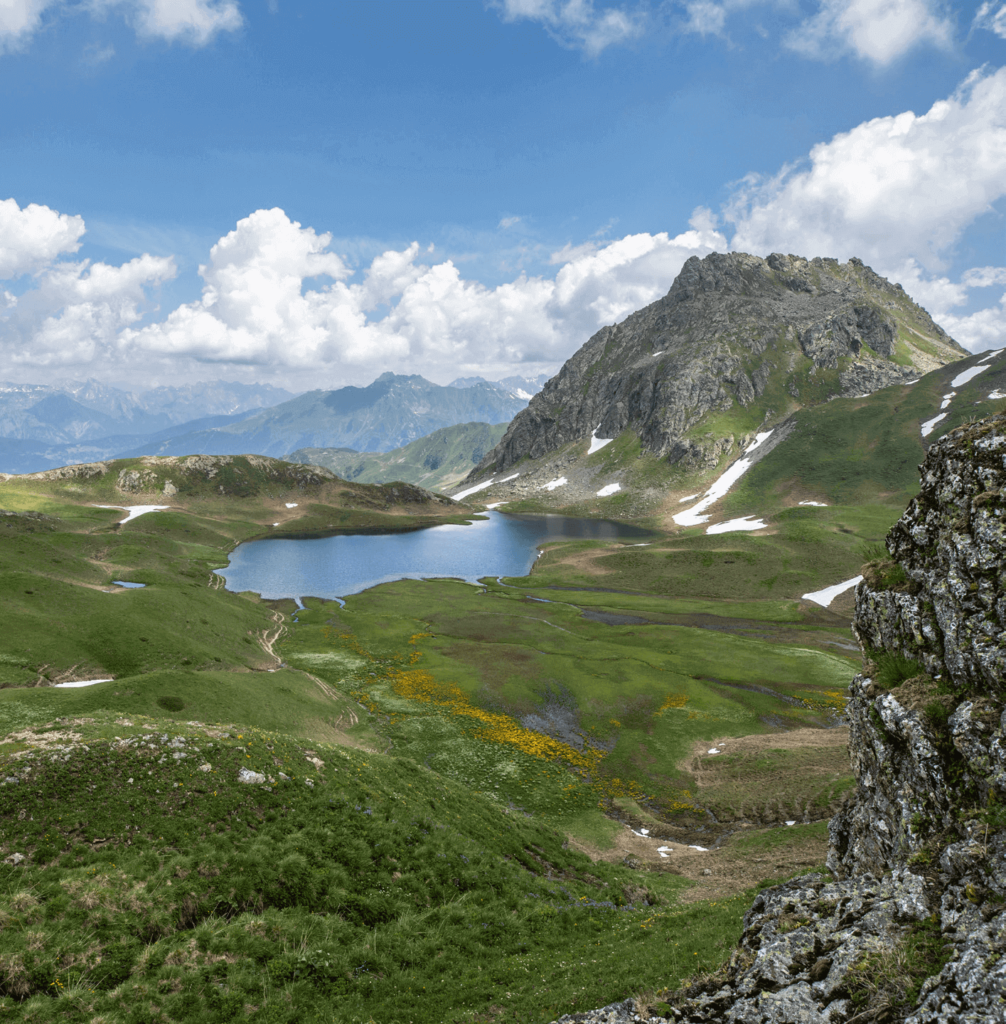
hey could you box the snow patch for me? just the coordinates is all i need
[921,412,947,437]
[485,502,508,509]
[785,820,796,827]
[93,505,170,523]
[940,391,956,410]
[678,494,699,502]
[798,501,828,507]
[284,502,298,508]
[951,364,992,387]
[55,678,113,688]
[745,430,774,454]
[452,478,497,500]
[989,390,1006,400]
[499,472,519,483]
[652,351,664,357]
[596,483,621,497]
[978,348,1003,363]
[706,516,768,535]
[707,748,720,755]
[588,430,613,454]
[673,431,773,527]
[542,476,567,491]
[688,845,709,852]
[802,575,863,608]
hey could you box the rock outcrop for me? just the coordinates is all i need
[469,252,963,479]
[667,413,1006,1023]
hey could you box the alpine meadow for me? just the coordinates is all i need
[3,4,1006,1023]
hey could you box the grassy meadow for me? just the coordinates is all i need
[0,451,865,1021]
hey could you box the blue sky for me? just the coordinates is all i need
[1,0,1004,390]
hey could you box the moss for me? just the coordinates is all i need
[874,654,927,689]
[845,914,953,1014]
[862,557,915,593]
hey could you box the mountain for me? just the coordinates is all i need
[0,379,295,443]
[0,410,261,475]
[469,252,963,482]
[127,373,530,460]
[288,421,509,492]
[448,372,550,401]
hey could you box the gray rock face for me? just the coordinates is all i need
[471,252,961,478]
[664,414,1006,1024]
[855,419,1006,691]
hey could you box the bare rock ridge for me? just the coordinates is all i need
[469,251,963,480]
[660,414,1006,1023]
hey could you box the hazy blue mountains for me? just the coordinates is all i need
[127,373,537,460]
[0,380,295,474]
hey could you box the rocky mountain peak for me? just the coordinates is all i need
[468,251,963,481]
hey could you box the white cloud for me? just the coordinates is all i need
[726,66,1006,351]
[728,67,1006,275]
[498,216,522,229]
[682,0,728,35]
[0,199,86,279]
[495,0,644,56]
[0,0,242,51]
[3,253,176,366]
[0,0,56,51]
[785,0,953,64]
[974,2,1006,39]
[111,207,726,379]
[962,266,1006,289]
[114,0,243,45]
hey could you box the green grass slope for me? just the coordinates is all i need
[289,422,509,494]
[0,712,760,1024]
[0,449,861,1022]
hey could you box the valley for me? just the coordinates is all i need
[0,253,992,1023]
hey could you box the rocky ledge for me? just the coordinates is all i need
[660,412,1006,1023]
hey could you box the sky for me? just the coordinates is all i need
[0,0,1004,392]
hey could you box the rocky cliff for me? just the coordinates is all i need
[470,252,963,479]
[665,412,1006,1023]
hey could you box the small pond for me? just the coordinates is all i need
[216,512,651,601]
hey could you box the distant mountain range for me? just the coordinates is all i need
[448,374,550,401]
[289,421,509,493]
[0,379,294,443]
[0,373,545,474]
[126,373,540,461]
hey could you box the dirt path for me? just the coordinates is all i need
[257,610,286,667]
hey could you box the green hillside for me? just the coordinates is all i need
[0,447,860,1021]
[290,421,509,494]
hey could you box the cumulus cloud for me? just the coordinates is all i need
[725,66,1006,350]
[1,255,175,368]
[785,0,953,64]
[0,0,242,51]
[117,207,727,378]
[494,0,644,56]
[0,199,86,279]
[727,67,1006,272]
